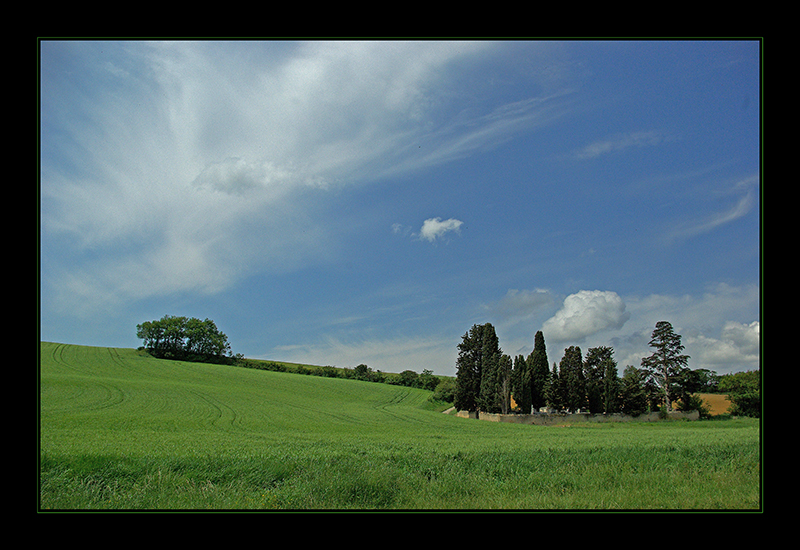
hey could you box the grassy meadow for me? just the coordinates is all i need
[39,342,761,510]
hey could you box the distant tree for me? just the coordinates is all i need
[497,354,513,414]
[136,320,163,351]
[641,321,690,411]
[692,368,720,393]
[512,354,531,413]
[584,348,604,414]
[398,370,419,387]
[560,346,586,413]
[602,350,621,414]
[454,323,502,413]
[162,315,187,357]
[529,331,550,412]
[432,378,456,403]
[674,391,712,418]
[454,325,481,412]
[619,365,648,416]
[417,369,440,392]
[319,366,340,378]
[478,327,503,413]
[353,364,374,381]
[672,368,712,412]
[719,370,760,417]
[137,315,231,363]
[584,346,619,414]
[546,362,567,412]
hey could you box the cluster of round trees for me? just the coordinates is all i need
[136,315,233,364]
[454,320,705,417]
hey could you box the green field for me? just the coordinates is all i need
[39,342,761,510]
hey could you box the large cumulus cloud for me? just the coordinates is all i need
[542,290,631,343]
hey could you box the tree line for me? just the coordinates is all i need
[136,315,445,394]
[234,357,444,392]
[454,320,760,418]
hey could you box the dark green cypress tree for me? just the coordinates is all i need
[529,331,550,412]
[454,324,484,412]
[498,354,513,414]
[454,323,504,413]
[478,324,502,413]
[512,354,531,414]
[601,348,620,414]
[560,346,587,413]
[547,362,566,411]
[619,365,648,416]
[584,346,619,414]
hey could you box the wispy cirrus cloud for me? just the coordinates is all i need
[574,130,667,159]
[668,174,759,241]
[271,334,457,375]
[40,41,571,314]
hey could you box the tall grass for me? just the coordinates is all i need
[39,342,761,510]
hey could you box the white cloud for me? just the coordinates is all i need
[722,321,760,356]
[41,41,564,313]
[542,290,631,343]
[613,284,760,373]
[418,217,464,242]
[192,157,294,196]
[267,285,759,377]
[575,131,665,159]
[669,175,759,240]
[681,321,760,371]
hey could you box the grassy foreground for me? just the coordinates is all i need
[39,342,761,510]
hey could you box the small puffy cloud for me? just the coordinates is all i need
[418,217,463,242]
[542,290,631,342]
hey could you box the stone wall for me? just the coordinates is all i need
[455,409,699,424]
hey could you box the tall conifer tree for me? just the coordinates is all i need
[641,321,690,411]
[454,323,502,413]
[547,362,566,411]
[478,324,502,413]
[512,354,531,413]
[454,324,484,412]
[560,346,586,413]
[529,331,550,412]
[584,346,618,414]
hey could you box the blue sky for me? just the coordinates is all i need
[39,40,760,376]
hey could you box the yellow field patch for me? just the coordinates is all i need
[699,393,731,416]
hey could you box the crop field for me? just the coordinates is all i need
[699,393,734,416]
[39,342,761,510]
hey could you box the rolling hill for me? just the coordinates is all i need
[39,342,760,510]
